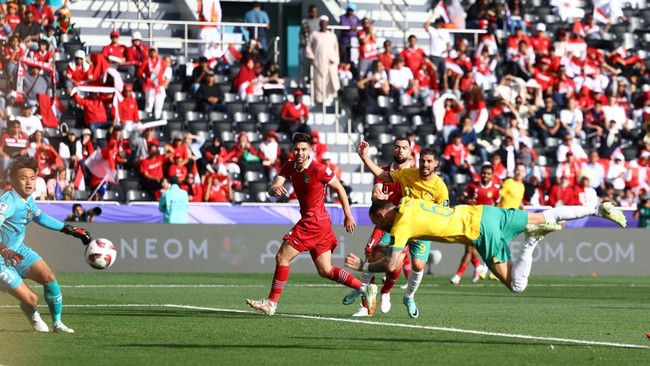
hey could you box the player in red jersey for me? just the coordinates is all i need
[246,133,378,316]
[450,164,500,285]
[342,137,413,316]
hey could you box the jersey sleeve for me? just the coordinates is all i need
[389,229,408,250]
[388,169,404,184]
[278,161,292,179]
[0,200,15,225]
[436,177,450,206]
[320,164,336,185]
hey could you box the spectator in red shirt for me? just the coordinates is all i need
[529,23,551,56]
[443,133,471,180]
[547,175,580,207]
[377,40,394,71]
[506,26,530,51]
[0,119,29,161]
[33,39,53,64]
[6,3,20,31]
[71,89,112,133]
[65,50,91,93]
[441,97,464,142]
[203,172,232,202]
[400,34,426,76]
[279,90,310,135]
[309,130,327,162]
[102,30,127,66]
[35,144,64,180]
[116,83,139,128]
[228,132,263,173]
[27,0,55,26]
[533,57,555,95]
[80,128,95,160]
[139,144,165,198]
[357,17,378,78]
[181,172,204,202]
[4,35,25,79]
[167,153,189,183]
[125,31,149,69]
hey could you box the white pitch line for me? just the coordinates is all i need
[0,304,165,308]
[166,304,650,350]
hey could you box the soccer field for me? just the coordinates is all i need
[1,273,648,365]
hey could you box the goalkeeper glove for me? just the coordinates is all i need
[61,224,93,246]
[0,245,24,267]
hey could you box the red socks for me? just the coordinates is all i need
[402,254,412,279]
[268,265,290,302]
[328,267,362,290]
[471,256,480,268]
[456,263,468,277]
[381,268,401,294]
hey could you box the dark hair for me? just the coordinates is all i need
[292,133,311,145]
[9,157,38,181]
[72,203,82,211]
[308,4,317,11]
[408,34,417,41]
[369,199,394,217]
[480,164,494,173]
[420,148,438,160]
[169,176,180,185]
[394,136,409,145]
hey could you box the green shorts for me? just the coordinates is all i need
[386,236,432,262]
[471,206,528,265]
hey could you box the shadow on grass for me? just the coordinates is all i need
[113,343,374,351]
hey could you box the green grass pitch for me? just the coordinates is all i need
[0,273,649,365]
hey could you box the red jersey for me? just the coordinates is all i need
[374,163,405,206]
[357,29,377,60]
[279,157,334,217]
[6,15,20,31]
[280,101,309,122]
[378,52,393,71]
[400,47,426,75]
[33,49,52,64]
[72,94,108,125]
[204,174,230,202]
[529,35,551,54]
[167,163,188,181]
[0,132,28,156]
[181,182,204,202]
[139,154,165,180]
[102,44,127,61]
[442,143,469,165]
[27,5,55,25]
[66,62,91,83]
[463,180,500,205]
[118,96,140,122]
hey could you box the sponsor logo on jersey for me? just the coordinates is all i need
[303,174,310,183]
[0,203,6,214]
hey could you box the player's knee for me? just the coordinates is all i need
[23,292,39,308]
[510,279,528,293]
[316,267,330,278]
[42,274,56,284]
[411,259,426,272]
[387,263,399,273]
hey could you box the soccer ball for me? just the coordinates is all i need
[85,238,117,270]
[428,249,443,266]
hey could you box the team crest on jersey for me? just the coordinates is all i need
[487,191,493,198]
[304,175,310,183]
[26,209,33,219]
[0,203,6,214]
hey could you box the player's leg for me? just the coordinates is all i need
[451,245,473,285]
[402,240,430,319]
[488,261,513,290]
[25,259,74,333]
[2,262,49,332]
[313,250,378,315]
[246,240,301,315]
[343,228,384,307]
[471,248,487,283]
[379,246,404,314]
[528,202,626,227]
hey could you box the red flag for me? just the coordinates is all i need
[573,19,585,38]
[593,7,610,24]
[74,165,86,192]
[37,94,59,128]
[225,44,242,64]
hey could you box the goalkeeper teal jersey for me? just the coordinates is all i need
[0,190,64,248]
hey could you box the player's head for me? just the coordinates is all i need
[392,137,410,164]
[419,148,439,178]
[514,163,527,181]
[369,199,397,231]
[292,133,311,165]
[72,203,83,215]
[480,164,494,185]
[169,176,180,186]
[9,157,38,199]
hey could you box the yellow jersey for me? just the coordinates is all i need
[390,198,483,249]
[389,168,449,206]
[498,178,525,209]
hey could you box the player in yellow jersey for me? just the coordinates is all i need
[499,163,526,209]
[346,198,627,296]
[357,140,448,318]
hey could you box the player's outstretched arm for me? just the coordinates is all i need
[329,177,356,233]
[61,224,93,245]
[268,175,287,197]
[0,243,24,267]
[357,141,391,182]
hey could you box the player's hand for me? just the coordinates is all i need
[344,214,356,234]
[344,253,363,271]
[356,141,369,157]
[372,186,390,201]
[61,224,93,245]
[269,185,288,197]
[0,246,24,267]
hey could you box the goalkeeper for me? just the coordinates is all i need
[0,158,93,333]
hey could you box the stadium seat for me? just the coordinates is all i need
[376,133,393,145]
[228,102,247,114]
[125,190,151,203]
[365,114,384,125]
[391,123,411,137]
[248,180,268,194]
[73,190,90,200]
[162,111,179,120]
[43,127,61,138]
[249,102,269,115]
[185,111,205,123]
[213,121,233,135]
[188,121,209,134]
[259,122,279,135]
[235,120,258,133]
[165,120,185,134]
[209,112,230,122]
[233,112,252,123]
[216,82,231,96]
[174,91,188,103]
[223,93,239,103]
[232,191,250,204]
[119,178,140,193]
[176,100,196,114]
[103,189,123,202]
[267,94,285,104]
[244,171,265,184]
